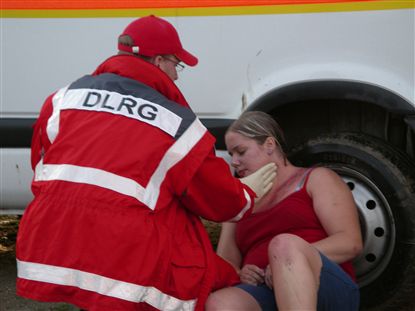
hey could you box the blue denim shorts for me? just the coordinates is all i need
[235,253,360,311]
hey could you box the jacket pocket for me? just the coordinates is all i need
[168,243,206,299]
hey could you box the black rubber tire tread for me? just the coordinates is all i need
[288,132,415,311]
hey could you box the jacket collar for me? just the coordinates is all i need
[93,54,190,108]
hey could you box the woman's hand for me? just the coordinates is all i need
[239,264,265,285]
[265,264,273,289]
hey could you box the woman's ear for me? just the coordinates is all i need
[265,137,276,155]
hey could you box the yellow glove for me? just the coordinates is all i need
[240,162,277,202]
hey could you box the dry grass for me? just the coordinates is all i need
[202,219,222,249]
[0,215,19,256]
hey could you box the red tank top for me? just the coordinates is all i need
[235,169,356,280]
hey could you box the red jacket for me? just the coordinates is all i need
[16,55,255,311]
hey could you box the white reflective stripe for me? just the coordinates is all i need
[61,88,182,138]
[228,189,252,222]
[34,160,145,202]
[47,86,69,143]
[33,120,206,209]
[144,119,207,209]
[17,260,196,311]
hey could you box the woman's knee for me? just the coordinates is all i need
[205,291,224,311]
[206,287,261,311]
[205,288,238,311]
[268,233,322,277]
[268,233,305,259]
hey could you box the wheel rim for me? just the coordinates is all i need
[329,165,396,287]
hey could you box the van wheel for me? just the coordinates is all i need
[289,132,415,311]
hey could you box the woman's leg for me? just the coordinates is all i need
[205,286,262,311]
[268,233,323,311]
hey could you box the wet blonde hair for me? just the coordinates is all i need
[227,111,287,162]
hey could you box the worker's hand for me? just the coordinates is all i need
[240,162,277,201]
[239,264,265,285]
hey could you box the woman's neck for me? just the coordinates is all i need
[254,163,305,213]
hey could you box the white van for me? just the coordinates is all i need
[1,1,414,309]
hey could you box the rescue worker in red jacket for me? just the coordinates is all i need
[16,15,276,311]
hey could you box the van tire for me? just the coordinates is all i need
[289,132,415,311]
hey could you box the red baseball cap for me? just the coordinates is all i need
[118,15,198,66]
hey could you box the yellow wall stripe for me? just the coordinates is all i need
[1,1,414,18]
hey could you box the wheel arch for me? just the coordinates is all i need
[247,80,415,160]
[249,80,415,117]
